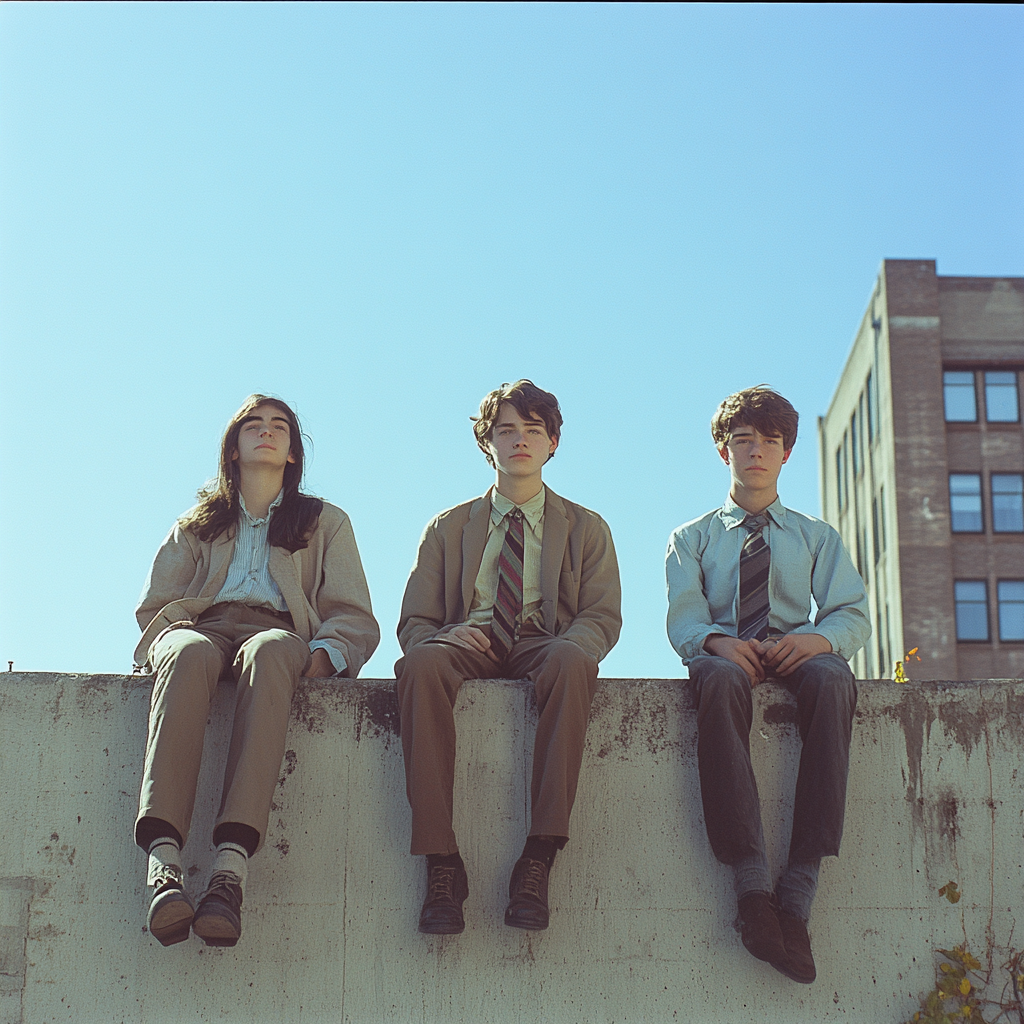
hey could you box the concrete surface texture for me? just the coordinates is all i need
[1,672,1022,1024]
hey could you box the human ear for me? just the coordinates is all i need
[287,450,296,464]
[548,434,559,457]
[717,445,730,465]
[782,448,792,465]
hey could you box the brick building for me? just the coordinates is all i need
[818,259,1024,680]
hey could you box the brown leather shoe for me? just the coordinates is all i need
[776,910,817,984]
[504,857,550,930]
[737,891,787,965]
[418,860,469,935]
[192,871,243,947]
[147,883,194,946]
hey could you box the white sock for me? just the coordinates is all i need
[146,838,183,888]
[212,842,249,892]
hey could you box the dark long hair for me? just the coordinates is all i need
[178,395,323,552]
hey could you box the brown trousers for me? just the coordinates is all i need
[395,625,599,855]
[136,603,310,853]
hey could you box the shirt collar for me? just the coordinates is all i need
[718,494,787,531]
[490,485,546,530]
[239,489,284,526]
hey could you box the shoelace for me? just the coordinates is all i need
[204,870,242,901]
[427,866,457,901]
[517,860,547,898]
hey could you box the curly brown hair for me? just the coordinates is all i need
[711,385,799,451]
[178,394,323,552]
[471,380,563,467]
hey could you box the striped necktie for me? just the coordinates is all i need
[737,514,770,642]
[491,509,525,658]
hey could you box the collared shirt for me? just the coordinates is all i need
[665,495,870,665]
[214,491,346,674]
[467,486,546,629]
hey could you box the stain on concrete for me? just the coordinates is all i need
[935,791,960,843]
[938,699,985,759]
[278,749,298,788]
[0,876,40,1016]
[355,683,400,745]
[761,690,798,728]
[291,684,329,734]
[275,838,290,857]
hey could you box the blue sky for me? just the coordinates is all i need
[1,2,1021,678]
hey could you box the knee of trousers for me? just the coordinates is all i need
[237,629,308,677]
[395,643,463,706]
[693,660,753,728]
[151,633,222,682]
[532,641,598,695]
[798,654,858,704]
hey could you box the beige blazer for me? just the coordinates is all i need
[135,502,380,675]
[398,488,621,663]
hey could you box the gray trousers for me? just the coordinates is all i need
[688,652,857,867]
[136,603,310,853]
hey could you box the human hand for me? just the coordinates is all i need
[757,633,832,676]
[703,634,766,685]
[307,647,335,678]
[445,624,500,662]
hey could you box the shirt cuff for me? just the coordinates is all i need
[309,640,347,676]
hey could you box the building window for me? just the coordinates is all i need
[985,371,1020,422]
[866,370,875,442]
[955,581,990,641]
[943,371,977,422]
[872,497,881,564]
[851,411,859,476]
[949,474,983,532]
[997,581,1024,642]
[879,486,887,551]
[835,447,843,511]
[992,474,1024,533]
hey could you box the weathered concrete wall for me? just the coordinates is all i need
[1,674,1022,1024]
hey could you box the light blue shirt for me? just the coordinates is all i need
[665,496,870,665]
[215,491,347,675]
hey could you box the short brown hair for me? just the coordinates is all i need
[711,385,799,451]
[472,380,563,467]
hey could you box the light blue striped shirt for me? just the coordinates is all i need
[215,491,346,675]
[666,496,870,665]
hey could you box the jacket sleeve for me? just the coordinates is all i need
[396,517,449,653]
[135,523,203,633]
[310,513,381,678]
[559,516,622,663]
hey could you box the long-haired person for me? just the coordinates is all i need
[133,395,379,947]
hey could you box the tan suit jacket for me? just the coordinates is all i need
[398,488,621,663]
[135,502,380,674]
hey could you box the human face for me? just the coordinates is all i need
[232,403,296,471]
[486,402,558,481]
[719,424,791,512]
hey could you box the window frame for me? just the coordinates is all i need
[983,371,1020,424]
[996,580,1024,642]
[948,473,984,534]
[943,370,978,423]
[991,473,1024,534]
[954,580,990,643]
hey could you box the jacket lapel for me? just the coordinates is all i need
[541,488,569,632]
[461,493,492,619]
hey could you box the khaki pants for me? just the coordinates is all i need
[395,625,598,855]
[136,603,310,852]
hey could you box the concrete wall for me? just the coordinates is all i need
[2,673,1023,1024]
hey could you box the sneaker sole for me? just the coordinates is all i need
[148,894,194,947]
[192,913,241,947]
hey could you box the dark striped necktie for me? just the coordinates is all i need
[491,509,525,658]
[737,514,770,642]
